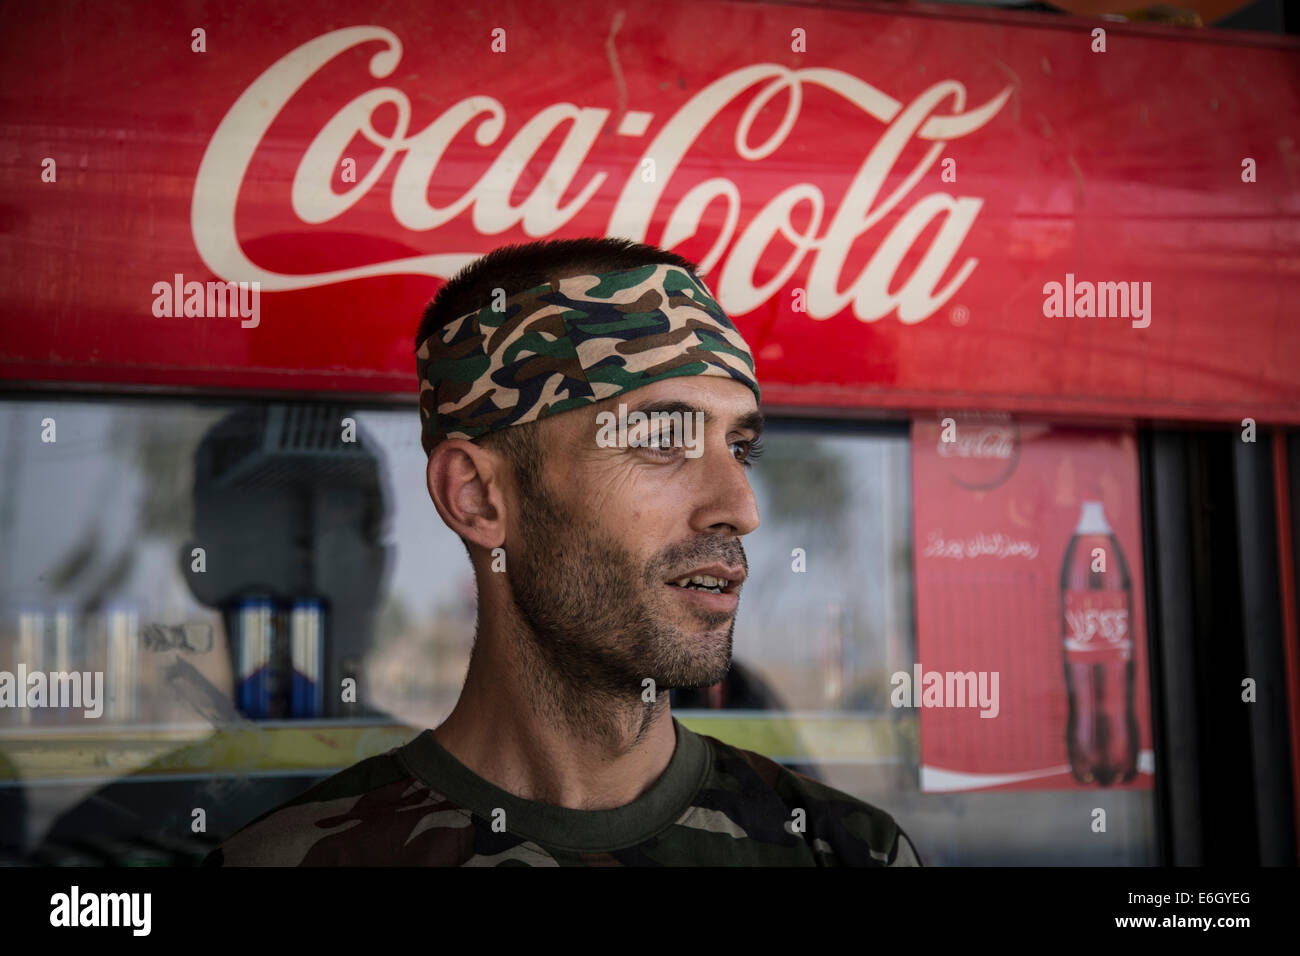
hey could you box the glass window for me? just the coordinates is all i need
[0,398,1157,865]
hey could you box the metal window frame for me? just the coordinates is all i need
[1140,426,1299,866]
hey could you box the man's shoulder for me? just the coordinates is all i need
[692,730,922,866]
[203,741,466,866]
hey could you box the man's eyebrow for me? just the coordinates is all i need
[623,400,765,436]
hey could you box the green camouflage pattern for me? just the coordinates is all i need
[415,264,761,456]
[203,721,921,867]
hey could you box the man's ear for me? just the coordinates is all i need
[426,438,506,550]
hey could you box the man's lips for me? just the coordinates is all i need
[663,563,744,614]
[663,563,746,592]
[665,580,740,612]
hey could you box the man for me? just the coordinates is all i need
[206,237,921,866]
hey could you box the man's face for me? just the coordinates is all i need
[504,376,762,697]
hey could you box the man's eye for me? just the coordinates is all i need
[637,429,678,459]
[647,424,677,448]
[731,436,765,468]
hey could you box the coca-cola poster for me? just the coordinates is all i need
[1,1,1298,424]
[910,414,1153,792]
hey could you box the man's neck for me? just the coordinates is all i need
[431,618,678,811]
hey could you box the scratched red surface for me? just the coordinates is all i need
[0,0,1297,423]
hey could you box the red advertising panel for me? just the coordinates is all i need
[1,1,1297,422]
[910,415,1154,792]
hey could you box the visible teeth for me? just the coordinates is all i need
[672,574,727,591]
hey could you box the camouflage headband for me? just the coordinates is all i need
[415,263,761,455]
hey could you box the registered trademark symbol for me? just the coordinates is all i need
[950,305,970,326]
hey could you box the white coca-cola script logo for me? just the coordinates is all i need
[191,27,1010,322]
[936,427,1016,459]
[1064,607,1131,649]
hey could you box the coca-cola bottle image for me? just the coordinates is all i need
[1060,500,1138,786]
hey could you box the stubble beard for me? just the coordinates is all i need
[506,474,744,723]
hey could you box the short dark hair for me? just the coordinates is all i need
[416,238,700,544]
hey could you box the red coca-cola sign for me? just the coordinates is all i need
[1,1,1298,423]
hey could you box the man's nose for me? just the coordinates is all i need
[692,438,760,536]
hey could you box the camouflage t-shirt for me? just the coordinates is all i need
[204,717,922,867]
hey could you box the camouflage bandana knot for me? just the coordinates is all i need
[415,263,761,455]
